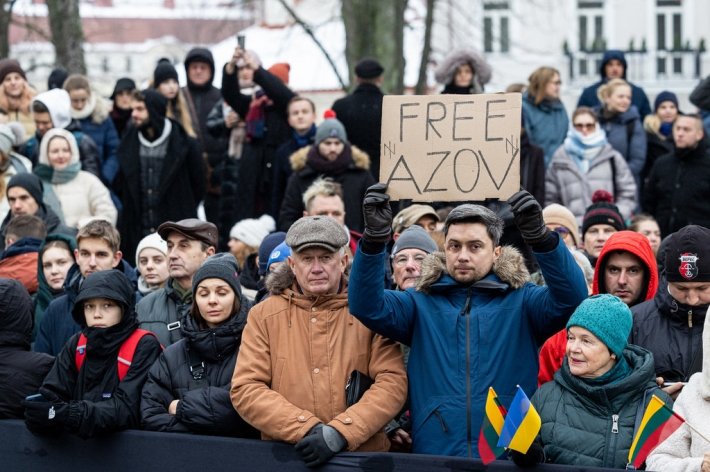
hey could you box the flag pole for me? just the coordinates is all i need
[683,421,710,445]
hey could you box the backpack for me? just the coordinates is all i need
[75,329,157,381]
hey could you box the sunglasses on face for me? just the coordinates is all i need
[573,123,596,131]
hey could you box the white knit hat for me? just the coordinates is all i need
[229,214,276,249]
[135,232,168,268]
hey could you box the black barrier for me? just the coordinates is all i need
[0,419,619,472]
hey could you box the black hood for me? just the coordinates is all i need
[184,47,215,89]
[599,49,627,80]
[141,88,168,138]
[0,279,33,348]
[71,270,136,327]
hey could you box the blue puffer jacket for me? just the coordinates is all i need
[78,116,120,186]
[597,105,647,183]
[349,237,587,457]
[522,92,568,167]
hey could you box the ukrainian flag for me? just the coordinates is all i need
[496,385,541,453]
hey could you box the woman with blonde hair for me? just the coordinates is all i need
[63,74,121,188]
[596,78,647,186]
[152,60,197,138]
[522,66,569,166]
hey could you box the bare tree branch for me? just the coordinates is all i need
[276,0,348,91]
[415,0,436,94]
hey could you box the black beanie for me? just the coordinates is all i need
[153,59,178,88]
[665,225,710,283]
[48,68,68,90]
[582,190,625,235]
[192,253,243,301]
[7,173,44,207]
[140,89,168,137]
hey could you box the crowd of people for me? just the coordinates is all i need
[1,44,710,470]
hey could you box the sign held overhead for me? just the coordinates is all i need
[379,93,522,201]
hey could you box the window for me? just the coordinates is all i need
[125,56,132,73]
[483,1,510,54]
[577,1,604,52]
[656,1,684,75]
[102,57,109,73]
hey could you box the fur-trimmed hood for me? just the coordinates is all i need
[288,144,370,172]
[416,245,530,293]
[434,49,492,87]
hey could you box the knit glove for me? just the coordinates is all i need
[22,398,69,436]
[362,183,392,244]
[295,424,347,468]
[507,190,550,246]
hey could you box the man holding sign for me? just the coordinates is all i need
[348,185,587,458]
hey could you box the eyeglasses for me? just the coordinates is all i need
[393,254,426,267]
[553,227,570,236]
[573,123,596,131]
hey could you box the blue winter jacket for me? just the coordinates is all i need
[576,50,652,119]
[596,105,647,183]
[521,92,568,167]
[79,116,120,186]
[348,237,587,457]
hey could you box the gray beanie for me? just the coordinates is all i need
[392,225,438,256]
[315,112,348,145]
[192,253,242,301]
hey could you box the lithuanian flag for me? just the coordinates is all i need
[497,385,541,454]
[628,394,684,469]
[478,387,508,464]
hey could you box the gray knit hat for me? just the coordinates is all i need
[286,216,348,253]
[192,253,242,300]
[315,111,348,145]
[392,225,438,256]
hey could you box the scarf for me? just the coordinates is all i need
[34,161,82,184]
[245,90,272,142]
[70,93,97,120]
[659,121,673,137]
[294,124,316,147]
[306,143,353,174]
[563,126,607,173]
[580,354,631,386]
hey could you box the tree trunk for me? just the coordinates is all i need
[341,0,408,94]
[0,1,17,58]
[46,0,86,74]
[415,0,436,94]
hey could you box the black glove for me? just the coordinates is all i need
[507,190,549,246]
[294,424,347,468]
[22,399,69,435]
[510,438,545,468]
[362,183,392,243]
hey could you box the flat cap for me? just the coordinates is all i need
[392,204,439,234]
[355,58,384,79]
[286,216,348,253]
[158,218,218,248]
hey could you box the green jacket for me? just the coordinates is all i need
[533,344,672,469]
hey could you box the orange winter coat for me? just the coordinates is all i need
[231,265,407,451]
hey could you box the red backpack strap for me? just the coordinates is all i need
[75,333,88,373]
[116,329,158,381]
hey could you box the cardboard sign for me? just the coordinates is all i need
[379,93,521,201]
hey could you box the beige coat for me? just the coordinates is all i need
[231,265,407,451]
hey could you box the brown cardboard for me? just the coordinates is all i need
[379,93,522,201]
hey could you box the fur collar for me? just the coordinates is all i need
[288,144,370,172]
[416,245,530,293]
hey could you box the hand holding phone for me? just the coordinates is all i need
[237,34,246,50]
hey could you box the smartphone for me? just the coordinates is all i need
[25,393,46,402]
[237,34,246,50]
[662,382,687,387]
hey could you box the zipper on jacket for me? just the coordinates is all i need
[687,310,693,328]
[433,409,448,432]
[611,414,619,434]
[461,287,474,457]
[686,310,694,380]
[604,413,620,468]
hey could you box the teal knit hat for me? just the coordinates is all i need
[566,294,632,357]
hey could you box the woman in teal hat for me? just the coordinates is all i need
[513,294,671,468]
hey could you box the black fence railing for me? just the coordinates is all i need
[1,419,624,472]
